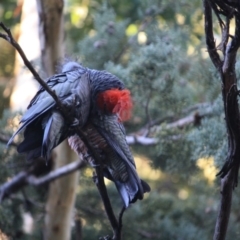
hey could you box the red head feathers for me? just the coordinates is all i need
[97,89,133,122]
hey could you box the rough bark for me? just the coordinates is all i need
[203,1,240,239]
[35,1,79,240]
[36,0,65,76]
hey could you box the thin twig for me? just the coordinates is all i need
[116,206,126,239]
[93,168,120,239]
[27,159,85,186]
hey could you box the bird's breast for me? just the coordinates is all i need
[82,122,128,182]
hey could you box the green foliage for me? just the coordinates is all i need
[0,41,15,78]
[0,111,25,239]
[77,5,128,69]
[0,111,47,239]
[0,0,21,27]
[0,2,18,116]
[0,200,23,239]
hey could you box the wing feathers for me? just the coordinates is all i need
[9,65,90,161]
[42,111,65,160]
[92,115,150,207]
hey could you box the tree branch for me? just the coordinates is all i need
[93,168,120,240]
[0,159,85,202]
[126,135,158,145]
[127,104,216,146]
[117,206,126,238]
[27,160,85,186]
[203,0,222,70]
[213,169,235,240]
[203,1,240,240]
[0,172,29,202]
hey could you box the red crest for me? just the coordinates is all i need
[97,89,133,122]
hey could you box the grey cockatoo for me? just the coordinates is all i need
[8,62,150,207]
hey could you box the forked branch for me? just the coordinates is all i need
[203,1,240,240]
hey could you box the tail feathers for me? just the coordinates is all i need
[130,179,151,204]
[103,162,150,207]
[41,114,54,160]
[17,111,66,161]
[8,123,29,147]
[141,179,151,193]
[115,181,130,207]
[114,173,150,207]
[26,147,42,162]
[17,124,44,161]
[42,111,65,160]
[103,168,135,207]
[8,100,54,147]
[17,124,44,154]
[114,179,150,208]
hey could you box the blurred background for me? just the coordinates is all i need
[1,0,240,239]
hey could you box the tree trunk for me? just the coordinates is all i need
[11,0,40,110]
[36,0,65,76]
[44,141,79,240]
[35,1,80,239]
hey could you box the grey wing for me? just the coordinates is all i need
[12,71,91,162]
[72,73,91,126]
[23,71,81,123]
[41,110,66,160]
[38,73,91,160]
[93,115,150,206]
[93,115,136,167]
[7,70,85,146]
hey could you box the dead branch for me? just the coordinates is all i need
[126,135,158,145]
[0,159,84,202]
[150,108,213,134]
[128,103,216,145]
[27,159,85,186]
